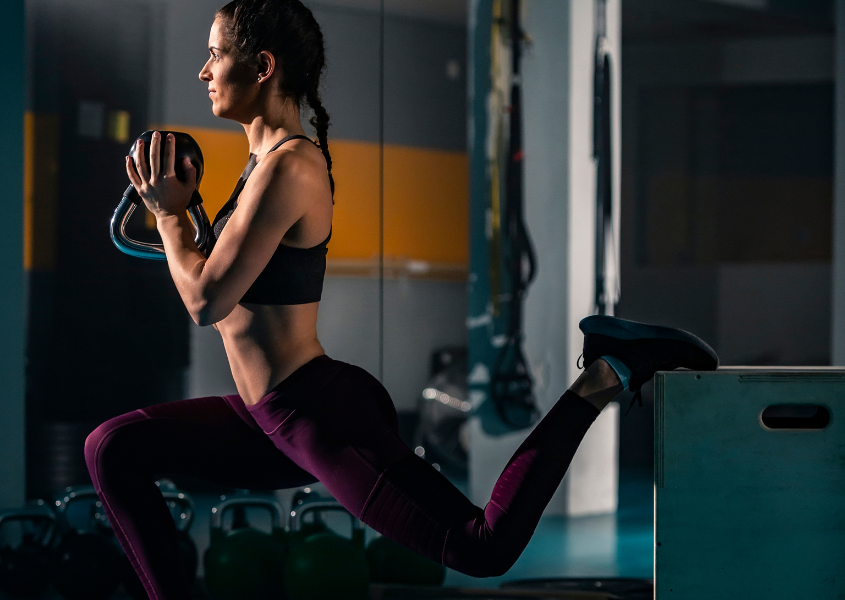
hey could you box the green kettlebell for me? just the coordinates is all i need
[284,500,369,600]
[204,495,287,600]
[0,502,57,598]
[366,534,446,585]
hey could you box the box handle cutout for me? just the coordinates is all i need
[761,404,830,430]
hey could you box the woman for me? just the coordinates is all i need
[85,1,718,598]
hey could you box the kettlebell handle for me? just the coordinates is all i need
[210,496,285,531]
[110,130,213,260]
[0,506,58,546]
[53,485,106,531]
[289,500,362,533]
[160,490,196,531]
[54,485,100,512]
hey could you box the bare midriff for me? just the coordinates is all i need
[214,301,325,405]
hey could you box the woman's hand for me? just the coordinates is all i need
[125,131,197,220]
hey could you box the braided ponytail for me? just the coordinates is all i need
[306,87,335,200]
[218,0,335,201]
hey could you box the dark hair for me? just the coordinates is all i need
[217,0,335,197]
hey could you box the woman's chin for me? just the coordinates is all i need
[212,105,240,121]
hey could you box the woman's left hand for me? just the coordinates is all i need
[125,131,197,220]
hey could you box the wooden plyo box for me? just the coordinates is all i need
[654,368,844,599]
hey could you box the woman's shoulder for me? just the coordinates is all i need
[241,139,330,211]
[259,139,326,185]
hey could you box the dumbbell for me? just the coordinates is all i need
[285,500,369,600]
[111,130,213,260]
[0,501,57,598]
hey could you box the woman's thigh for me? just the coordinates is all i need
[87,395,317,491]
[247,362,417,513]
[246,360,481,565]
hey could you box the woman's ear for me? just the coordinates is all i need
[257,50,275,82]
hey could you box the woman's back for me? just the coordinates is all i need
[213,136,333,405]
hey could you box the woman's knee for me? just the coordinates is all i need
[445,537,522,578]
[84,411,148,480]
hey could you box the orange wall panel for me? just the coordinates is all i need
[384,145,468,264]
[23,112,59,271]
[23,118,467,272]
[148,126,468,265]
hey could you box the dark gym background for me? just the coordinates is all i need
[0,0,841,593]
[18,0,838,505]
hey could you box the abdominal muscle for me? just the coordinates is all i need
[213,301,326,406]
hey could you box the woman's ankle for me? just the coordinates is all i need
[569,358,623,412]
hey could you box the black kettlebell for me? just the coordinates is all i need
[284,500,369,600]
[51,486,123,600]
[110,130,213,260]
[120,480,199,600]
[0,502,57,598]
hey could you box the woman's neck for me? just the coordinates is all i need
[241,95,307,156]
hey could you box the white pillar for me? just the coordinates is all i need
[469,0,620,517]
[0,0,26,509]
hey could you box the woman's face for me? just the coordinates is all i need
[199,17,258,120]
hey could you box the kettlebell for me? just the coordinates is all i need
[366,534,446,586]
[110,130,213,260]
[204,495,287,600]
[51,486,124,600]
[284,500,369,600]
[290,488,329,539]
[120,480,199,600]
[0,502,57,598]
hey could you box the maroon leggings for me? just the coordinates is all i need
[84,354,599,600]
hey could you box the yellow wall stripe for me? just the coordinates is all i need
[384,144,469,264]
[24,116,469,275]
[23,112,60,271]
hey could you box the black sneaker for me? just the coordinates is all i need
[579,315,719,412]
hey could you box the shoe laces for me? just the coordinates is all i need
[625,388,643,416]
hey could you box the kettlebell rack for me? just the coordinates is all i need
[2,485,657,600]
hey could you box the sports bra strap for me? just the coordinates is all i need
[266,134,315,155]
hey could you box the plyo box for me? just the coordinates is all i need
[654,368,844,599]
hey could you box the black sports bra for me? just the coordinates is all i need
[210,135,331,305]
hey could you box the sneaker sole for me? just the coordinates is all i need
[579,315,719,370]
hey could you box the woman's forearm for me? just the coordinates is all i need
[156,212,213,324]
